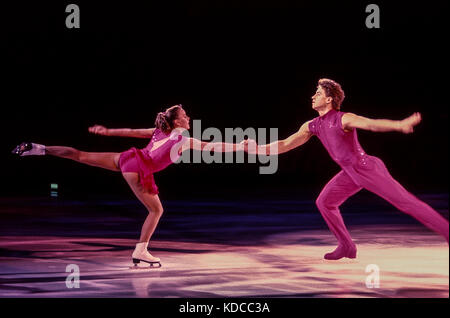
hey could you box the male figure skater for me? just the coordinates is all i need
[246,78,449,260]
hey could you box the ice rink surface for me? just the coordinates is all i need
[0,195,448,298]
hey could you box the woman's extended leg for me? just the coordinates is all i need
[122,172,164,264]
[46,146,121,171]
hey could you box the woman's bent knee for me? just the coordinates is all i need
[149,206,163,217]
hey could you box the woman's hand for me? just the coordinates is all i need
[88,125,109,136]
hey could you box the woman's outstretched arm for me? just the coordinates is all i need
[245,121,313,155]
[88,125,155,138]
[181,137,245,153]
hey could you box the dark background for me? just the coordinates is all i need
[2,1,448,201]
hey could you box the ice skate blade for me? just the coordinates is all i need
[323,253,357,261]
[323,252,357,261]
[131,258,162,268]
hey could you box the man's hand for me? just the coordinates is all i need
[88,125,109,136]
[398,112,422,134]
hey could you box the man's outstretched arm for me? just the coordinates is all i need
[246,121,313,155]
[342,112,422,134]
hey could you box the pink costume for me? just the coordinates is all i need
[308,109,449,257]
[119,129,185,194]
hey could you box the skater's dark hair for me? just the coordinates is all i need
[155,104,183,134]
[318,78,345,110]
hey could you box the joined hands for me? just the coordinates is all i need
[241,138,258,154]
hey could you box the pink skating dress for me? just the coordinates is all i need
[119,129,186,194]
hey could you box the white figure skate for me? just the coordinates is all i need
[131,242,161,268]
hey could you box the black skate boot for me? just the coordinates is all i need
[12,142,45,156]
[12,142,33,156]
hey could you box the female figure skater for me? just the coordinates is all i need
[12,104,245,266]
[244,78,449,260]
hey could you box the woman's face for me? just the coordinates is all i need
[174,107,190,130]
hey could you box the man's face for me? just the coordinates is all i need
[311,85,331,110]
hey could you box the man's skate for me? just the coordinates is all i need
[324,244,357,260]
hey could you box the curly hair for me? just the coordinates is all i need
[318,78,345,110]
[154,104,183,134]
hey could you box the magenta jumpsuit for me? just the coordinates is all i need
[308,109,449,248]
[119,129,186,194]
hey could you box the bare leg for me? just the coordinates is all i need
[122,172,164,243]
[46,146,121,172]
[122,172,163,264]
